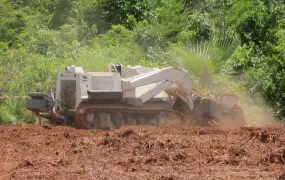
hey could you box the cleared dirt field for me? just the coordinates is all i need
[0,124,284,180]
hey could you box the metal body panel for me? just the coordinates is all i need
[87,90,123,100]
[121,67,194,111]
[26,99,50,112]
[26,93,54,113]
[139,81,173,103]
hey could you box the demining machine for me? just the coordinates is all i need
[26,63,245,129]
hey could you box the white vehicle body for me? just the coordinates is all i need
[26,62,244,129]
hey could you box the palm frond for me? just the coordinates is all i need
[167,34,239,91]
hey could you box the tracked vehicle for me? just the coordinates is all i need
[26,63,245,129]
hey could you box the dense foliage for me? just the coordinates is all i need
[1,0,285,124]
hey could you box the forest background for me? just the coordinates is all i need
[1,0,285,125]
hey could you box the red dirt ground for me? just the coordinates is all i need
[0,124,285,180]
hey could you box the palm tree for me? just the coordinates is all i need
[167,35,240,95]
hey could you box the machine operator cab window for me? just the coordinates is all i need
[58,66,84,111]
